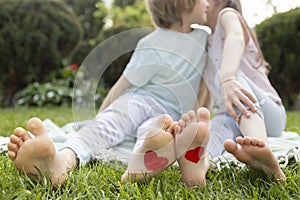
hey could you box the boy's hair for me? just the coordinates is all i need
[146,0,196,28]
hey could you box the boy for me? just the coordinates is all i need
[7,0,210,187]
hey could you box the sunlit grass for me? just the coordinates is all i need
[0,107,299,199]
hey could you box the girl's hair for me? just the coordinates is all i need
[146,0,196,28]
[222,0,270,71]
[223,0,242,14]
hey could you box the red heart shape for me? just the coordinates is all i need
[144,150,168,171]
[184,146,204,163]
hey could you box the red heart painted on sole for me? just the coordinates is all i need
[144,150,168,171]
[184,146,204,163]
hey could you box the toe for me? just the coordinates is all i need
[251,138,258,146]
[7,150,16,161]
[243,136,251,145]
[14,127,31,141]
[181,113,190,124]
[251,137,264,146]
[197,107,210,124]
[166,122,177,135]
[10,135,23,146]
[174,124,181,134]
[224,139,238,154]
[178,119,186,128]
[155,114,172,130]
[257,139,265,147]
[187,110,196,122]
[27,117,46,136]
[236,136,244,145]
[7,142,18,152]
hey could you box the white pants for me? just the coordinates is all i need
[60,91,168,164]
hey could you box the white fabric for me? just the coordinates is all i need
[1,120,299,168]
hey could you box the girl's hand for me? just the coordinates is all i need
[221,79,257,121]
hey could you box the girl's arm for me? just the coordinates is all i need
[99,74,132,112]
[219,11,257,121]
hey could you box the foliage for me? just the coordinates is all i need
[0,0,82,106]
[111,0,152,28]
[113,0,138,9]
[55,0,153,90]
[15,66,77,107]
[70,26,153,88]
[16,82,72,107]
[70,25,151,91]
[15,65,109,107]
[256,9,300,108]
[90,0,153,87]
[67,40,95,66]
[98,25,153,87]
[61,0,108,40]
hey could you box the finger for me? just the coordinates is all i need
[237,95,257,114]
[230,94,250,117]
[234,100,250,118]
[225,103,239,121]
[242,98,256,112]
[241,89,258,112]
[234,88,256,113]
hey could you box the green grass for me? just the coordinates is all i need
[0,107,300,199]
[0,106,74,137]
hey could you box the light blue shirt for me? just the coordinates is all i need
[124,28,208,120]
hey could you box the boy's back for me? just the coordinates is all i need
[124,28,208,120]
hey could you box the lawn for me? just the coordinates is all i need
[0,107,300,199]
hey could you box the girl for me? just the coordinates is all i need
[203,0,286,181]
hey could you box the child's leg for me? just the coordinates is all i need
[239,111,267,140]
[8,92,166,186]
[224,77,286,182]
[176,107,210,188]
[62,92,167,164]
[252,86,286,137]
[121,114,177,182]
[236,76,285,140]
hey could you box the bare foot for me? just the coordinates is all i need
[224,136,286,182]
[121,114,177,183]
[7,117,75,186]
[176,107,210,188]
